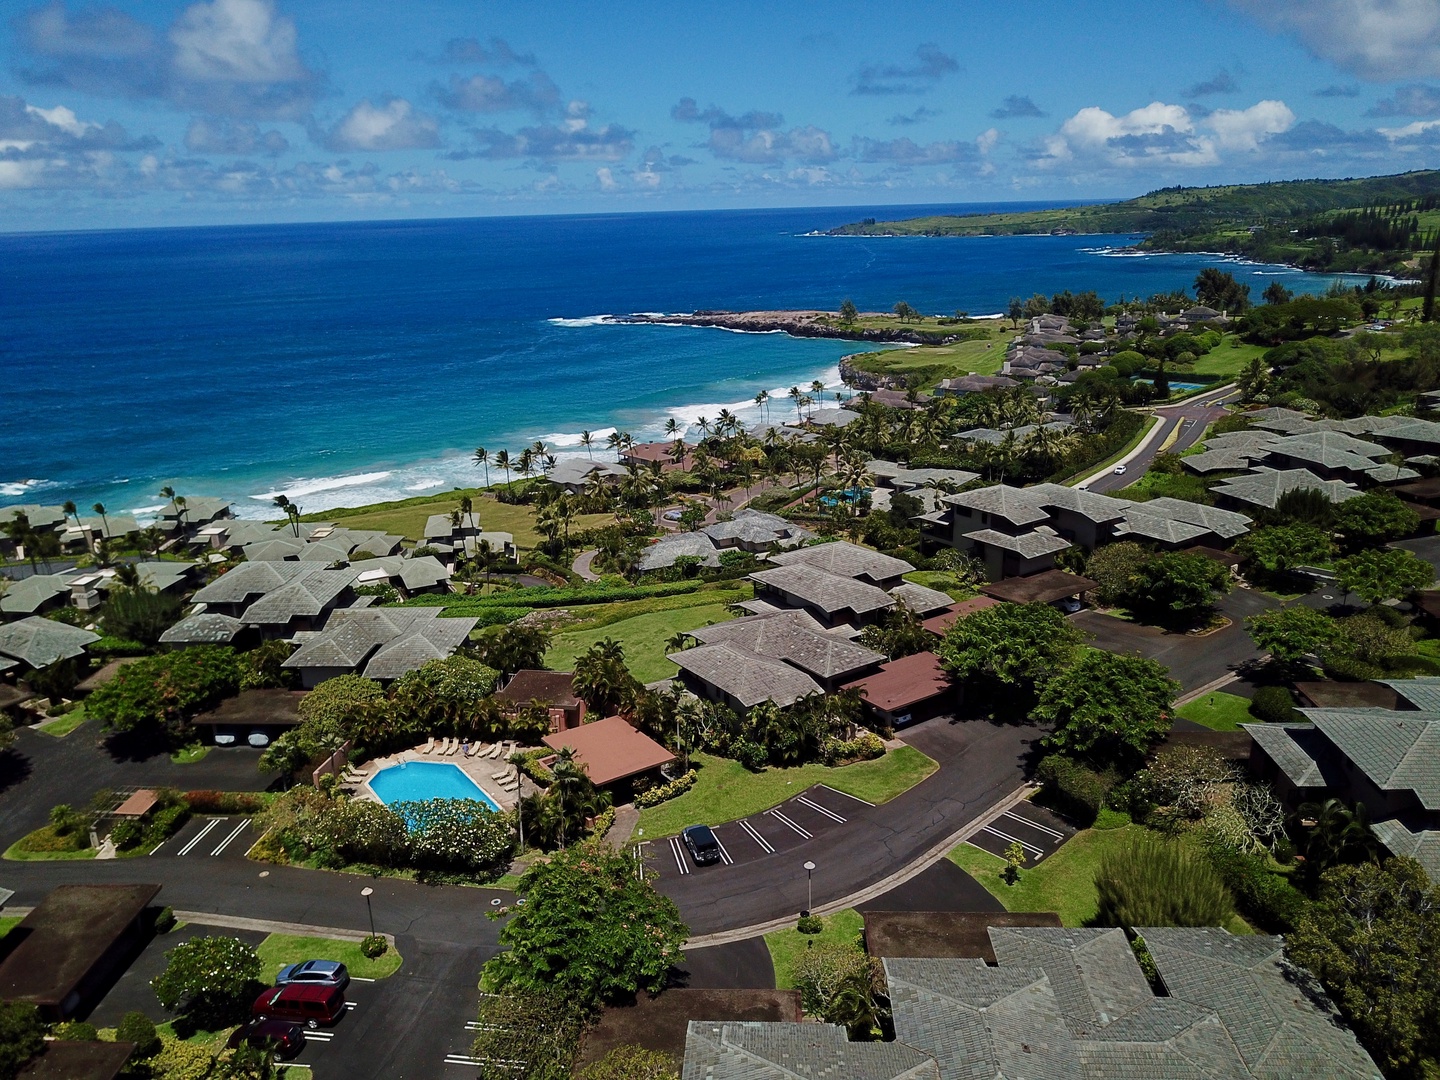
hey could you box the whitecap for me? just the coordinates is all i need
[403,480,445,492]
[249,471,394,501]
[547,315,619,328]
[127,503,167,516]
[0,479,49,497]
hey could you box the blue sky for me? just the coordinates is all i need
[3,0,1440,230]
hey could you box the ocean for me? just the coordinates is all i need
[0,203,1373,518]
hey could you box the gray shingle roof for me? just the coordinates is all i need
[768,540,914,582]
[1184,448,1264,473]
[1370,818,1440,880]
[703,510,811,549]
[240,568,360,625]
[242,536,307,562]
[1241,723,1328,788]
[1130,498,1252,540]
[963,528,1072,558]
[357,555,452,592]
[1302,707,1440,809]
[638,533,722,571]
[0,573,75,615]
[282,607,478,682]
[192,561,321,605]
[159,612,244,645]
[750,564,895,617]
[690,610,883,680]
[888,582,954,615]
[682,1021,939,1080]
[0,617,98,669]
[1210,468,1360,510]
[1384,677,1440,712]
[669,642,822,708]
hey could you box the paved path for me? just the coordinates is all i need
[1080,383,1238,493]
[572,548,600,581]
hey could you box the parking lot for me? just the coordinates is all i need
[152,815,256,859]
[641,784,869,878]
[963,800,1075,864]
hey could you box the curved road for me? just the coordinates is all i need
[1081,383,1238,494]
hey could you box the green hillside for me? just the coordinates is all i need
[829,170,1440,274]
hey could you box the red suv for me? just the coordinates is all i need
[252,983,346,1029]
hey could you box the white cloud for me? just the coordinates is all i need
[1228,0,1440,81]
[595,166,618,190]
[169,0,305,84]
[25,102,94,138]
[322,98,441,151]
[1379,118,1440,139]
[1039,99,1292,168]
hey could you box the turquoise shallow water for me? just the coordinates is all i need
[0,204,1372,516]
[369,760,501,810]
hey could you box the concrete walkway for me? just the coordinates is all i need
[572,548,600,581]
[604,804,639,847]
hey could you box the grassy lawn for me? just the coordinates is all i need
[902,570,977,601]
[0,917,21,938]
[4,825,97,861]
[846,329,1010,389]
[34,705,89,737]
[1189,337,1267,380]
[636,747,938,839]
[1176,690,1255,731]
[170,743,210,764]
[1060,415,1160,486]
[949,825,1252,934]
[764,909,865,990]
[546,602,738,683]
[257,933,403,981]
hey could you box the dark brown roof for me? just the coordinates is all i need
[193,688,303,728]
[1294,680,1402,710]
[862,911,1061,962]
[542,716,676,786]
[494,669,581,709]
[1416,591,1440,621]
[0,884,160,1009]
[18,1042,134,1080]
[577,989,800,1070]
[1393,477,1440,502]
[1185,545,1244,567]
[980,569,1099,605]
[73,658,142,695]
[842,651,953,713]
[920,596,1001,635]
[113,789,158,817]
[1162,728,1253,762]
[0,683,37,711]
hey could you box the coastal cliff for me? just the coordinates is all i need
[622,310,971,345]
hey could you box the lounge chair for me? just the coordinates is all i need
[492,770,510,781]
[447,738,461,757]
[440,737,455,756]
[420,737,435,755]
[467,742,486,758]
[486,742,503,759]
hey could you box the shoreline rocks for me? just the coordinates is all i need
[622,310,966,346]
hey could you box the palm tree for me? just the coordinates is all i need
[810,379,825,400]
[579,431,595,460]
[515,448,535,483]
[754,389,769,424]
[140,525,165,558]
[472,446,491,488]
[61,500,77,528]
[494,449,513,491]
[606,431,623,460]
[548,746,586,849]
[91,502,110,539]
[174,495,188,532]
[788,385,803,421]
[716,408,737,438]
[695,416,711,439]
[531,440,548,461]
[663,418,681,440]
[459,494,473,519]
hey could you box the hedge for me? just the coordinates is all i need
[635,770,697,808]
[1035,755,1108,826]
[1204,844,1309,932]
[183,791,270,815]
[395,580,704,613]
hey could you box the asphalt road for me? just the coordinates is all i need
[1084,385,1238,494]
[651,716,1041,935]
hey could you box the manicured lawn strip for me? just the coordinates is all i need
[0,917,21,938]
[902,570,977,601]
[546,603,739,683]
[1059,415,1159,486]
[170,743,210,764]
[34,705,89,737]
[1176,691,1255,732]
[949,825,1253,933]
[545,584,753,634]
[256,933,403,981]
[3,825,98,861]
[636,747,937,839]
[764,909,865,990]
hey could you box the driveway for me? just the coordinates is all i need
[1071,586,1276,692]
[652,716,1041,935]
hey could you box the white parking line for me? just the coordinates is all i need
[818,784,874,807]
[350,976,376,983]
[178,818,223,856]
[766,809,813,839]
[980,824,1045,859]
[711,831,734,865]
[303,1032,334,1042]
[737,819,774,853]
[344,1001,357,1009]
[444,1055,486,1067]
[285,1064,312,1070]
[210,820,249,856]
[1003,810,1063,841]
[796,795,845,823]
[668,836,690,875]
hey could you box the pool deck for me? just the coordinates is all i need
[349,741,542,811]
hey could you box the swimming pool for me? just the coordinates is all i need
[368,761,501,811]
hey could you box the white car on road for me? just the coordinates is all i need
[1112,464,1127,474]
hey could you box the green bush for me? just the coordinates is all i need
[634,770,698,809]
[182,790,267,815]
[796,914,824,934]
[360,935,388,959]
[154,906,176,933]
[109,819,144,850]
[1204,843,1309,932]
[819,731,885,766]
[87,646,243,737]
[1248,686,1300,724]
[400,580,702,613]
[53,1021,98,1042]
[116,1011,161,1059]
[1035,755,1108,826]
[1094,835,1232,928]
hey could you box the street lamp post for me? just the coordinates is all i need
[803,861,816,916]
[361,886,375,939]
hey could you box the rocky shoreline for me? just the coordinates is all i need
[621,309,970,346]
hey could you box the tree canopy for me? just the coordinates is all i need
[484,841,688,1006]
[936,602,1082,714]
[152,936,263,1027]
[1036,649,1178,760]
[1246,604,1343,667]
[1331,490,1421,546]
[1236,523,1334,575]
[1335,548,1435,604]
[1125,551,1229,623]
[88,646,243,737]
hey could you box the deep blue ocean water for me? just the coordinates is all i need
[0,203,1372,517]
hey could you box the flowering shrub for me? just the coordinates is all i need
[819,731,885,767]
[183,790,268,815]
[396,798,515,875]
[634,770,697,808]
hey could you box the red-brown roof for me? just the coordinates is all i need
[921,596,1001,635]
[495,669,581,709]
[981,569,1098,605]
[113,789,158,818]
[542,716,676,787]
[623,442,696,469]
[842,651,952,713]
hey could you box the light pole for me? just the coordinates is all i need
[803,861,816,917]
[361,886,375,939]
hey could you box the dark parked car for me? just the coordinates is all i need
[276,960,350,991]
[682,824,722,866]
[227,1018,305,1058]
[252,983,347,1029]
